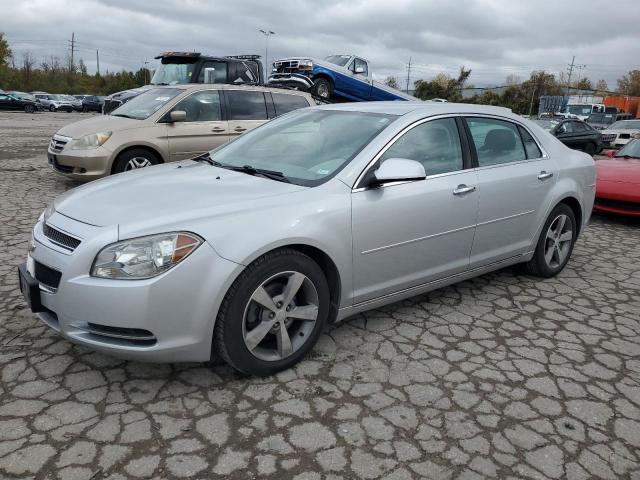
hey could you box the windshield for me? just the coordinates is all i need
[110,88,183,120]
[615,139,640,158]
[567,105,592,115]
[151,61,197,85]
[50,95,65,101]
[324,55,351,67]
[532,119,557,130]
[209,109,397,186]
[609,120,640,130]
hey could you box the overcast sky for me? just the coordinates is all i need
[3,0,639,89]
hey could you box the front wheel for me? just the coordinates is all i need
[112,148,159,174]
[214,249,330,376]
[522,203,577,278]
[49,105,56,112]
[24,104,35,113]
[312,78,332,99]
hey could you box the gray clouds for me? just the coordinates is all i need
[3,0,639,87]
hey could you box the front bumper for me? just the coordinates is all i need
[267,73,314,90]
[594,182,640,216]
[24,213,241,362]
[48,145,113,181]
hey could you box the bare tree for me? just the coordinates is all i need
[383,76,401,89]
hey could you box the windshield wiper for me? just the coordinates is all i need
[226,165,291,183]
[192,152,221,166]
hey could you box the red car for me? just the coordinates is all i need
[594,139,640,216]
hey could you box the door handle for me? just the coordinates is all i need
[211,127,225,133]
[234,126,247,132]
[538,171,554,180]
[453,184,476,196]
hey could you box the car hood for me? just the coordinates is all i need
[55,114,144,139]
[596,158,640,184]
[602,128,639,135]
[52,161,306,228]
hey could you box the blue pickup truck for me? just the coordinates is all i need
[267,54,416,102]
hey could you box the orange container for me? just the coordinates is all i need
[604,96,640,118]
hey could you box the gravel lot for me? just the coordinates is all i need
[1,111,639,480]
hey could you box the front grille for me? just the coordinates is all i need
[273,60,303,73]
[49,135,70,153]
[102,99,122,114]
[86,323,157,346]
[595,197,640,212]
[34,261,62,290]
[601,134,616,143]
[43,224,81,251]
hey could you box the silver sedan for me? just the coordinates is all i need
[19,102,596,375]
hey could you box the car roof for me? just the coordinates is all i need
[314,101,514,117]
[149,83,313,97]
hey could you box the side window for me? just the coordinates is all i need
[518,126,542,159]
[354,58,368,76]
[572,121,586,132]
[171,90,222,122]
[379,118,463,176]
[226,90,267,120]
[466,117,527,166]
[197,61,229,83]
[272,93,311,116]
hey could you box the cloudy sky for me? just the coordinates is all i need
[3,0,639,89]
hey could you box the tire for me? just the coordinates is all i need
[24,104,35,113]
[312,78,332,99]
[522,203,577,278]
[49,105,56,112]
[82,106,88,113]
[584,142,596,155]
[112,148,159,174]
[214,248,330,376]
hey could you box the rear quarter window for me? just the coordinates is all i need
[272,93,311,116]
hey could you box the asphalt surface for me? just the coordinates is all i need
[1,111,639,480]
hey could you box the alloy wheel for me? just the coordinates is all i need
[543,214,573,268]
[317,84,329,98]
[242,271,319,361]
[124,157,153,170]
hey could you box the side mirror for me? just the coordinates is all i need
[372,158,426,186]
[354,67,365,74]
[169,110,187,123]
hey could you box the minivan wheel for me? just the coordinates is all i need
[523,203,576,278]
[113,149,159,174]
[214,249,330,376]
[49,105,56,112]
[24,104,35,113]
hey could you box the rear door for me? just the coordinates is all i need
[271,92,312,117]
[166,89,229,161]
[224,89,269,137]
[464,116,556,267]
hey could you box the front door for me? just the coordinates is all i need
[352,117,478,304]
[464,116,556,267]
[166,89,229,161]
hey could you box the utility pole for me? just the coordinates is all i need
[68,32,76,72]
[405,57,412,93]
[259,29,275,81]
[96,50,100,76]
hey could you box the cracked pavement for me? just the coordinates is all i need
[1,111,640,479]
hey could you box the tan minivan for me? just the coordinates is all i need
[47,84,315,180]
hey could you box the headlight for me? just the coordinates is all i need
[91,232,202,279]
[43,203,55,223]
[299,60,313,71]
[70,132,112,150]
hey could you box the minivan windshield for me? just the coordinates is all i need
[209,109,396,186]
[110,88,183,120]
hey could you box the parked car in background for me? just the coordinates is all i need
[600,120,640,149]
[33,94,74,112]
[0,92,40,113]
[80,95,104,112]
[593,139,640,216]
[557,103,606,121]
[102,52,264,113]
[6,91,44,111]
[268,54,416,101]
[62,94,83,112]
[47,84,314,180]
[586,112,633,130]
[20,102,595,374]
[533,118,602,154]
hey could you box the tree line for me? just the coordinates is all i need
[0,33,149,95]
[386,67,640,115]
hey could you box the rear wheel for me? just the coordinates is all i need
[584,142,596,155]
[214,249,330,376]
[112,148,159,174]
[49,105,56,112]
[522,203,576,278]
[312,78,332,99]
[24,104,35,113]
